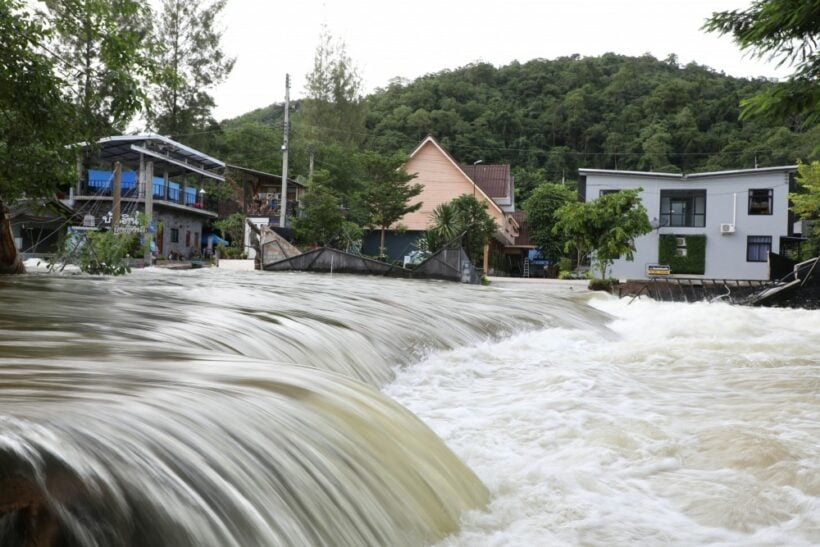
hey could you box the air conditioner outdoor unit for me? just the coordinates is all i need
[720,223,735,234]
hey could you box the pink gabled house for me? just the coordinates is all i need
[362,135,534,272]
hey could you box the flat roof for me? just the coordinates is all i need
[579,166,797,180]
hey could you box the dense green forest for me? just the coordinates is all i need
[202,53,818,203]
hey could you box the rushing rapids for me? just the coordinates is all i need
[0,270,598,545]
[1,269,818,545]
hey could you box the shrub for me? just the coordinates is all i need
[588,278,616,292]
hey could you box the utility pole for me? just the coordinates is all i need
[143,159,154,266]
[279,74,290,228]
[111,162,122,230]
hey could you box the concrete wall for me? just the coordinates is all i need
[155,211,204,259]
[583,169,792,280]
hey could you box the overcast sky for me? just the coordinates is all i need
[210,0,786,121]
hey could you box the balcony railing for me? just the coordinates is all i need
[80,170,213,212]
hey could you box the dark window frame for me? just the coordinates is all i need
[170,228,179,244]
[748,188,773,215]
[746,235,772,262]
[660,190,706,228]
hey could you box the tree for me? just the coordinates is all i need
[301,24,367,147]
[293,173,345,247]
[1,1,75,273]
[789,160,820,253]
[213,212,245,245]
[522,183,576,262]
[428,194,497,266]
[704,0,820,126]
[553,189,651,279]
[360,151,422,257]
[427,202,460,251]
[42,0,154,142]
[148,0,235,137]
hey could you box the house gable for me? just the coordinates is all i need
[400,137,515,244]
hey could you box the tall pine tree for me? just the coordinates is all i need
[301,25,367,148]
[148,0,234,138]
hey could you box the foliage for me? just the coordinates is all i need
[588,278,616,292]
[148,0,234,137]
[658,234,706,275]
[427,202,460,251]
[523,183,576,262]
[57,230,137,275]
[360,151,422,257]
[292,175,345,247]
[789,161,820,219]
[789,160,820,253]
[0,1,75,204]
[428,194,497,266]
[361,54,818,202]
[41,0,154,142]
[703,0,819,127]
[213,212,245,245]
[301,24,366,147]
[216,242,244,259]
[210,53,818,212]
[554,188,651,279]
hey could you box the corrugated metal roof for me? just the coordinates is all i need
[461,164,512,198]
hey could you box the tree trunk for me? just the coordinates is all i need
[379,228,386,259]
[0,201,25,274]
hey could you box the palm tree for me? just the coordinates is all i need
[427,202,459,251]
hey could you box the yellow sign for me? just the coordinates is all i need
[647,264,671,276]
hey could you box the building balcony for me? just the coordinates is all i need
[74,170,218,216]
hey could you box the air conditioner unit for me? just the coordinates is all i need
[675,237,686,246]
[720,223,735,234]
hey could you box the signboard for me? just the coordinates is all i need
[100,211,144,234]
[647,264,671,277]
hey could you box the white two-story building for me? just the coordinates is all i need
[579,166,802,281]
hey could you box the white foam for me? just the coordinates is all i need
[386,296,820,546]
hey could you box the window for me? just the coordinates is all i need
[185,231,191,247]
[599,189,620,197]
[170,228,179,243]
[748,189,773,215]
[747,235,771,262]
[660,190,706,227]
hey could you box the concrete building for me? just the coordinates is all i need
[579,166,802,280]
[68,135,226,261]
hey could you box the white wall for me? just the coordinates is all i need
[583,169,792,280]
[244,217,269,260]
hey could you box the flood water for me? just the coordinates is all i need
[1,270,818,546]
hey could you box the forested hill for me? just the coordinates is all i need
[219,53,818,199]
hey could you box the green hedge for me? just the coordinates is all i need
[658,234,706,275]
